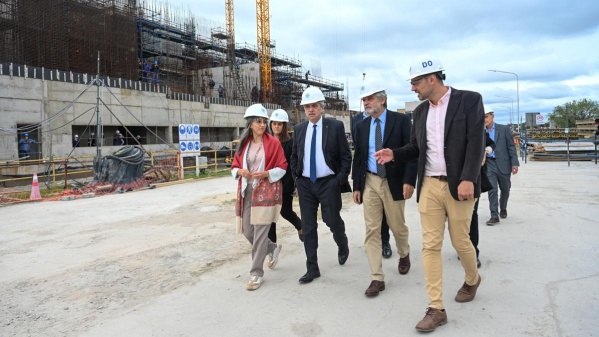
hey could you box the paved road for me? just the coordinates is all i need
[1,161,598,336]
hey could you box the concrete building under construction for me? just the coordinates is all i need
[0,0,345,107]
[0,0,349,161]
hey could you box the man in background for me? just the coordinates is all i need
[484,107,519,225]
[18,133,36,158]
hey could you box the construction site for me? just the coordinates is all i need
[0,0,346,107]
[1,1,599,336]
[0,0,350,197]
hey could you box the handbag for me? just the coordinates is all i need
[480,165,492,193]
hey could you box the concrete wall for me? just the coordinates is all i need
[1,74,349,161]
[0,75,248,160]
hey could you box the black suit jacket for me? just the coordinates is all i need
[350,112,365,144]
[290,117,352,193]
[350,112,366,179]
[352,111,417,201]
[392,88,485,201]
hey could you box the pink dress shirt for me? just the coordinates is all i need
[425,87,451,177]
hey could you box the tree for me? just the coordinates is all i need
[548,98,599,128]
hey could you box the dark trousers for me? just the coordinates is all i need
[297,176,348,273]
[469,198,480,257]
[487,159,512,218]
[268,192,302,243]
[381,215,390,244]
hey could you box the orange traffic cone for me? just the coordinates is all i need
[30,172,41,200]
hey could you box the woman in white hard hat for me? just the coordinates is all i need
[268,109,303,243]
[231,103,287,291]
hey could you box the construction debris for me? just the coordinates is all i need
[528,142,598,161]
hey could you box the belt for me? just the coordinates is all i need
[303,175,334,181]
[429,175,448,182]
[366,170,378,176]
[486,157,496,160]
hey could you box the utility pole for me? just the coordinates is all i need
[95,51,101,160]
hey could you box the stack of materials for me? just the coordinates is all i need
[529,142,597,161]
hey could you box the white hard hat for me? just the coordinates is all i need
[116,130,120,134]
[270,109,289,123]
[300,87,325,105]
[359,83,386,99]
[244,103,269,119]
[484,105,494,114]
[408,56,445,80]
[74,134,78,138]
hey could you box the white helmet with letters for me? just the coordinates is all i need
[408,56,445,80]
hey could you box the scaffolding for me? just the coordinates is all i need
[0,0,138,79]
[0,0,345,109]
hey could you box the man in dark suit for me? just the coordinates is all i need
[290,86,352,284]
[484,106,519,225]
[351,110,393,259]
[352,85,417,297]
[375,56,484,332]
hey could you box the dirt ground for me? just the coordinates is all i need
[0,178,251,336]
[1,162,598,337]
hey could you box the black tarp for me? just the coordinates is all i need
[93,146,145,185]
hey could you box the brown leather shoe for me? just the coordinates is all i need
[415,307,448,332]
[455,274,482,302]
[365,280,385,297]
[398,254,411,275]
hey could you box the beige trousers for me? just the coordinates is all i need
[418,177,478,309]
[363,173,410,281]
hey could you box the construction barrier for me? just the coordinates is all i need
[0,149,229,205]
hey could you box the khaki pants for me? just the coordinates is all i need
[363,173,410,281]
[418,177,478,309]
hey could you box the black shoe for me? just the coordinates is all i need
[299,270,321,284]
[338,245,349,265]
[500,209,507,219]
[486,217,500,226]
[382,242,392,258]
[457,255,481,268]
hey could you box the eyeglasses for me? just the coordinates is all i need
[410,76,426,86]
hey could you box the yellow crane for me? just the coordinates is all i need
[224,0,272,103]
[256,0,272,103]
[225,0,235,66]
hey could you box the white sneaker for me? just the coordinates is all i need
[268,244,282,269]
[246,275,263,290]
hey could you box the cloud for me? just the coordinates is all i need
[174,0,599,118]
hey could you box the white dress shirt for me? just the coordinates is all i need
[302,117,334,179]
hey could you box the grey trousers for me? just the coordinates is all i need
[242,183,277,277]
[486,160,512,218]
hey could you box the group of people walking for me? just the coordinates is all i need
[230,55,519,333]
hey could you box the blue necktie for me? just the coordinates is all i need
[310,124,317,183]
[375,118,386,178]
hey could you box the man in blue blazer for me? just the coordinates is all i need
[484,107,519,225]
[375,56,484,332]
[290,87,352,284]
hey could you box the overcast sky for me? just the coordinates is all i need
[168,0,599,125]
